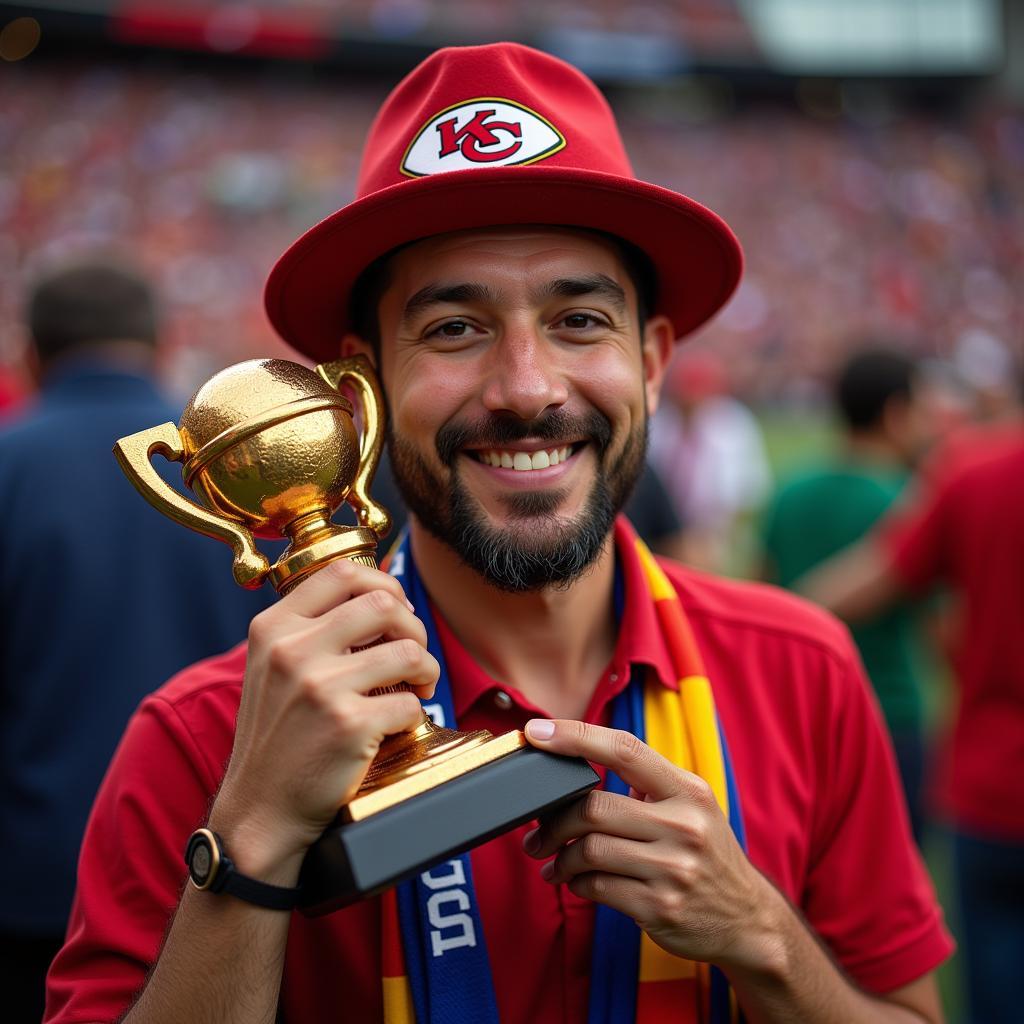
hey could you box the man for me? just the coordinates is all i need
[762,347,932,840]
[649,348,771,572]
[46,45,951,1024]
[0,259,273,1023]
[799,408,1024,1024]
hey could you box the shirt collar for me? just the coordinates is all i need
[432,516,679,721]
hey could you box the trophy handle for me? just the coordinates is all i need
[316,356,391,538]
[113,423,271,589]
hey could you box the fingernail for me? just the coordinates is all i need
[540,860,555,882]
[406,600,415,612]
[522,828,541,855]
[526,719,555,740]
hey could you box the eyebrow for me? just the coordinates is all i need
[401,282,501,324]
[533,275,627,313]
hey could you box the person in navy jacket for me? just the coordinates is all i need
[0,258,274,1022]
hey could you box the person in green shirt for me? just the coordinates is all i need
[761,348,932,841]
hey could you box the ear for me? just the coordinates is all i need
[340,333,377,368]
[640,315,675,417]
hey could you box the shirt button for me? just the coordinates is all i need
[493,690,514,710]
[609,673,618,683]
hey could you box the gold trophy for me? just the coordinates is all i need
[114,355,598,913]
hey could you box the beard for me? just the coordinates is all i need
[388,407,647,592]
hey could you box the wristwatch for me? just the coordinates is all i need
[185,827,300,911]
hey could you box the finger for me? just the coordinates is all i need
[525,720,684,802]
[524,789,662,858]
[304,588,429,655]
[339,637,440,694]
[564,872,652,917]
[360,690,429,738]
[279,558,413,620]
[543,833,656,886]
[253,591,435,698]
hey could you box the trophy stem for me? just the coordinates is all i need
[271,526,379,593]
[286,509,344,548]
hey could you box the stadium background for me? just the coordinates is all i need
[3,3,1022,1019]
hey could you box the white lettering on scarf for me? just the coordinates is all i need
[421,859,477,957]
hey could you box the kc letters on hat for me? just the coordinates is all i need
[265,42,743,362]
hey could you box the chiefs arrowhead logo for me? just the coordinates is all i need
[401,98,566,177]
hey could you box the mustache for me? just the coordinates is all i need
[436,410,613,467]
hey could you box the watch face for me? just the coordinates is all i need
[191,843,212,884]
[187,829,220,891]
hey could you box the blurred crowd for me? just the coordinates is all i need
[1,57,1021,414]
[105,0,751,47]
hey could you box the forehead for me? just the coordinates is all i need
[385,226,631,296]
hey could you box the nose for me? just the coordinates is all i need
[480,323,569,421]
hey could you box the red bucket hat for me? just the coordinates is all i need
[265,42,743,363]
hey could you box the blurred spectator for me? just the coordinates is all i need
[800,409,1024,1024]
[648,347,770,571]
[0,258,274,1023]
[952,327,1023,425]
[915,357,974,442]
[761,347,934,840]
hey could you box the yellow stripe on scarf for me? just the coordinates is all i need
[635,542,729,992]
[679,675,729,818]
[382,977,415,1024]
[633,539,676,602]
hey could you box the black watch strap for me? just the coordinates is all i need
[185,828,299,911]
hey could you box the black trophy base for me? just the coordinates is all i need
[297,746,599,915]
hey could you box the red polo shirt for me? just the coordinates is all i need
[880,426,1024,841]
[46,520,952,1024]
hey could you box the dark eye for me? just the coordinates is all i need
[427,320,471,338]
[561,313,601,329]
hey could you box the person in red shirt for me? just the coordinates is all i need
[46,43,951,1024]
[801,421,1024,1024]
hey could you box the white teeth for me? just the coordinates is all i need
[476,446,575,470]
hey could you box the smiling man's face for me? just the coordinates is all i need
[367,226,670,591]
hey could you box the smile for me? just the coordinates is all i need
[470,444,577,471]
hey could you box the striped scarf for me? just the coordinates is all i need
[380,523,744,1023]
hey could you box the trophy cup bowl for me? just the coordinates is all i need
[178,359,361,541]
[114,355,599,913]
[114,357,391,591]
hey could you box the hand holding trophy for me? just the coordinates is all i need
[114,355,598,914]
